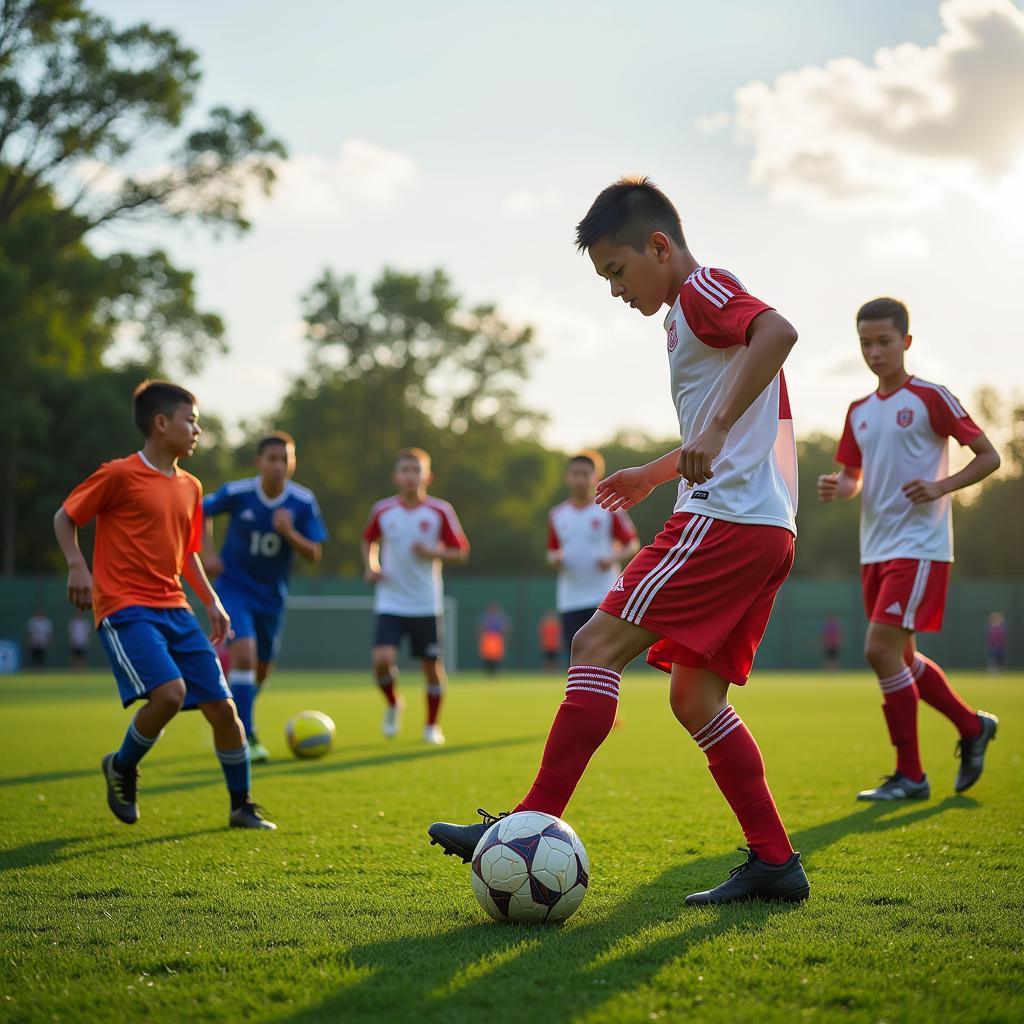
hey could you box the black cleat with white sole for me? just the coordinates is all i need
[955,711,998,793]
[685,849,810,906]
[102,752,139,825]
[857,772,930,801]
[428,808,508,863]
[229,801,277,830]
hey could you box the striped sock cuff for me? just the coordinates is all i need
[128,718,159,748]
[229,669,257,685]
[879,667,915,694]
[565,665,620,701]
[909,656,926,680]
[216,743,250,765]
[691,705,743,752]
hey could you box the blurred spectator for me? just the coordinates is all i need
[477,603,511,677]
[68,613,92,670]
[539,611,561,672]
[821,613,843,672]
[26,610,54,670]
[986,612,1007,674]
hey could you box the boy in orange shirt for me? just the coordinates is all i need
[54,380,275,830]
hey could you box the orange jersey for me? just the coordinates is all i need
[539,619,561,652]
[63,453,204,625]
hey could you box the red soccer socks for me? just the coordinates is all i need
[879,667,924,782]
[426,683,443,726]
[515,666,620,816]
[691,705,795,866]
[376,670,398,707]
[910,654,982,739]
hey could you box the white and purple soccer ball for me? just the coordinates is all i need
[470,811,589,923]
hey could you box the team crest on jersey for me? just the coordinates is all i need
[896,407,914,428]
[611,574,626,593]
[591,518,601,530]
[239,509,255,520]
[667,321,678,352]
[419,519,430,532]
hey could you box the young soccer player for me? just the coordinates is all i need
[201,432,328,762]
[817,297,1000,801]
[547,450,640,651]
[53,381,274,829]
[429,176,806,905]
[362,448,469,744]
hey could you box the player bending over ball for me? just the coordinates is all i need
[53,381,275,830]
[818,297,1000,801]
[363,448,469,745]
[548,450,640,652]
[430,176,806,905]
[201,432,328,762]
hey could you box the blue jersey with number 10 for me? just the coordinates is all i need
[203,479,328,613]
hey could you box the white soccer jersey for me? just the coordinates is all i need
[27,615,53,647]
[547,501,637,612]
[837,377,982,563]
[363,496,468,616]
[68,617,92,648]
[664,267,798,533]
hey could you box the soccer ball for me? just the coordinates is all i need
[285,710,335,759]
[470,811,589,923]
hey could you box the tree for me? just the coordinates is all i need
[0,1,286,573]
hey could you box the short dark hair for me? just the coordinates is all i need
[856,297,909,336]
[132,379,196,436]
[257,431,296,455]
[567,449,605,478]
[575,175,685,253]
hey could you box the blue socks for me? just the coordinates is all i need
[114,716,159,772]
[216,743,251,808]
[228,669,258,739]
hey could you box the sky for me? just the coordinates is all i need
[89,0,1024,449]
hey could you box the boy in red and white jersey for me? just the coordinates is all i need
[362,448,469,745]
[818,297,1000,801]
[547,450,640,651]
[430,177,807,905]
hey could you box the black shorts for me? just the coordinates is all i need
[560,608,597,653]
[373,614,443,660]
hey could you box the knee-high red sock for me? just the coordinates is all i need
[376,669,397,707]
[909,655,981,739]
[692,706,794,865]
[879,667,924,782]
[426,683,443,725]
[515,666,620,816]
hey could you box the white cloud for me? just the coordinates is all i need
[695,111,731,135]
[728,0,1024,216]
[502,189,563,217]
[863,227,930,262]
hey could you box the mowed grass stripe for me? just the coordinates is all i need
[0,671,1021,1024]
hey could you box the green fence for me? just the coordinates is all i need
[2,574,1021,673]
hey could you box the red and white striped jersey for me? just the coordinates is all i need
[547,500,637,612]
[665,267,797,533]
[836,377,982,563]
[363,496,468,615]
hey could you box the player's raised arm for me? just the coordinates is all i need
[817,467,862,503]
[53,507,93,611]
[272,507,323,563]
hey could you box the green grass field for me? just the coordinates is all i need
[1,670,1021,1024]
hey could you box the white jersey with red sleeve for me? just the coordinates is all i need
[547,501,637,612]
[363,495,468,616]
[836,377,982,563]
[666,266,797,532]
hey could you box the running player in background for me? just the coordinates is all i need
[54,380,274,829]
[202,432,328,762]
[547,451,640,651]
[818,297,1001,801]
[363,448,469,744]
[431,176,807,905]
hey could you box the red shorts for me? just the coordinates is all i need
[861,559,949,633]
[599,512,794,686]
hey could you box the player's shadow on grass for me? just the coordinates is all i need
[0,753,208,790]
[141,736,546,797]
[279,795,977,1024]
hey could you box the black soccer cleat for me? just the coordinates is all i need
[427,808,508,863]
[954,711,998,793]
[229,801,277,830]
[685,849,810,906]
[857,772,930,801]
[102,752,139,825]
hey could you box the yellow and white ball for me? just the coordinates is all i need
[285,710,336,759]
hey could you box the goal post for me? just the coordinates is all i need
[282,595,459,672]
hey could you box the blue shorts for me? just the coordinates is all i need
[217,582,284,664]
[99,606,230,709]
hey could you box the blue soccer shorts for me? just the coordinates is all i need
[98,606,230,709]
[215,582,285,664]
